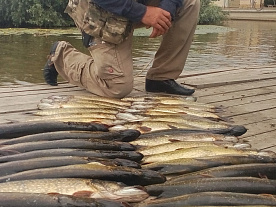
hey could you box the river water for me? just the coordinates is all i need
[0,20,275,86]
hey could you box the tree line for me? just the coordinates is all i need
[0,0,228,28]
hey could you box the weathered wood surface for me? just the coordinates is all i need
[0,64,275,152]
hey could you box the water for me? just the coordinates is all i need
[0,20,275,86]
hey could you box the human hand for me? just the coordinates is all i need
[141,6,172,36]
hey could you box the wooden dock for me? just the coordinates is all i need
[1,64,275,152]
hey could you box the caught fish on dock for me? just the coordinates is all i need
[146,177,276,198]
[169,162,276,182]
[0,156,141,177]
[142,154,276,176]
[0,149,143,163]
[0,178,149,202]
[0,129,141,145]
[0,163,166,186]
[0,121,108,139]
[0,192,129,207]
[141,146,274,164]
[137,191,276,206]
[0,139,136,153]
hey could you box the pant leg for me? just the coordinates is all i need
[51,35,134,99]
[146,0,200,80]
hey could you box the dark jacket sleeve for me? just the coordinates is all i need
[93,0,147,22]
[93,0,183,22]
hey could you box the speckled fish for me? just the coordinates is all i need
[144,115,230,130]
[0,139,135,153]
[136,192,276,207]
[131,133,238,147]
[137,141,250,155]
[0,192,129,207]
[169,163,276,182]
[73,95,131,107]
[0,121,108,139]
[142,154,276,176]
[0,178,148,203]
[0,163,166,186]
[0,149,143,163]
[146,177,276,198]
[142,146,274,164]
[109,121,199,133]
[33,108,119,116]
[0,129,141,145]
[0,156,141,177]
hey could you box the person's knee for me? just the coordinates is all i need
[104,78,134,99]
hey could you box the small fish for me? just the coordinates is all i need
[33,108,119,116]
[0,178,149,203]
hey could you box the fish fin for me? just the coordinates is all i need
[175,147,185,151]
[200,173,215,178]
[73,191,94,197]
[258,173,268,179]
[4,119,20,124]
[47,192,61,195]
[168,139,181,143]
[167,125,177,129]
[139,126,152,133]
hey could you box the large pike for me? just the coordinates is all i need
[0,149,143,163]
[0,139,135,153]
[0,129,141,145]
[142,154,276,175]
[141,146,270,164]
[137,192,276,206]
[0,178,148,202]
[146,177,276,198]
[0,156,141,177]
[137,141,250,155]
[131,133,239,147]
[0,192,129,207]
[0,163,166,186]
[0,121,108,139]
[169,163,276,182]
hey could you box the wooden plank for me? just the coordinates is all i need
[241,119,276,138]
[194,79,276,98]
[243,130,276,151]
[183,68,276,89]
[226,108,276,125]
[195,85,276,104]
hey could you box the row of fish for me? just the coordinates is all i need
[31,95,247,135]
[0,94,275,206]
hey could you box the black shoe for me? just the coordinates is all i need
[43,41,60,86]
[145,79,195,96]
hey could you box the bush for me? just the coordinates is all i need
[198,0,228,25]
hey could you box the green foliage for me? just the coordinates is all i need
[0,0,74,27]
[198,0,228,25]
[0,0,229,27]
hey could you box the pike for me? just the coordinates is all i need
[0,163,166,186]
[0,121,108,139]
[0,156,141,177]
[169,163,276,182]
[0,192,129,207]
[146,177,276,198]
[131,133,239,147]
[0,129,141,145]
[0,149,143,163]
[142,146,275,164]
[137,141,251,155]
[0,178,148,203]
[137,192,276,206]
[0,139,135,153]
[143,154,276,175]
[33,107,119,116]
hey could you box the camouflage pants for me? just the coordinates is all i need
[51,0,200,98]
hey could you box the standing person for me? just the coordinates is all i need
[44,0,200,98]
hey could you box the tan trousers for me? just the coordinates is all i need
[52,0,200,98]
